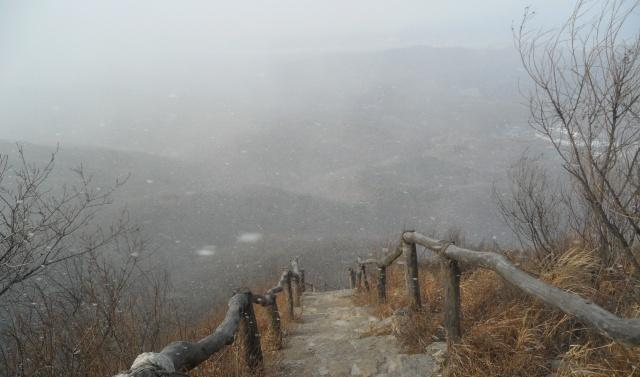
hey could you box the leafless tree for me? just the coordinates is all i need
[0,236,177,377]
[0,146,127,298]
[515,0,640,273]
[494,154,567,266]
[0,146,177,376]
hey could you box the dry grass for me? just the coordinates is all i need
[183,289,293,377]
[355,246,640,376]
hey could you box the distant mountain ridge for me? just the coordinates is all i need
[0,45,555,302]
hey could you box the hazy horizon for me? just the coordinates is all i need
[0,0,581,153]
[1,0,627,261]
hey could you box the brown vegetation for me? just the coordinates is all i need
[355,244,640,376]
[2,258,290,377]
[0,148,294,377]
[183,290,293,377]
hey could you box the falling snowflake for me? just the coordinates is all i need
[237,232,263,243]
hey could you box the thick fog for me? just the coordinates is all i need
[1,0,576,151]
[0,0,600,297]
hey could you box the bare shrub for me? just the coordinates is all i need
[0,229,180,377]
[515,0,640,272]
[0,146,127,298]
[494,154,568,265]
[0,147,181,377]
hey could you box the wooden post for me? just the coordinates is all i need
[355,269,362,289]
[377,265,386,303]
[284,270,294,318]
[239,291,263,371]
[348,268,357,289]
[291,274,301,307]
[360,264,370,291]
[300,269,306,292]
[266,299,282,349]
[403,234,421,310]
[443,259,462,344]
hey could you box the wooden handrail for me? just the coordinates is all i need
[354,246,403,302]
[158,291,253,372]
[253,270,290,305]
[114,259,304,376]
[401,230,640,346]
[357,245,403,268]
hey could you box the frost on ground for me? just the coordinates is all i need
[274,290,445,377]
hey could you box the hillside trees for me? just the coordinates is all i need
[0,146,178,376]
[0,146,128,297]
[508,0,640,274]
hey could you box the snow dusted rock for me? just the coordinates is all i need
[130,352,175,372]
[387,353,440,377]
[357,314,394,337]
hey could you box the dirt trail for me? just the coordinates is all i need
[276,290,444,377]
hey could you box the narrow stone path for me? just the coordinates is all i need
[277,290,444,377]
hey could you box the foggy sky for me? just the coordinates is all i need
[0,0,623,248]
[1,1,575,80]
[0,0,585,150]
[2,1,575,55]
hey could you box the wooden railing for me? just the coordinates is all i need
[114,259,305,377]
[351,230,640,347]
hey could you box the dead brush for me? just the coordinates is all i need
[356,246,640,376]
[447,246,640,377]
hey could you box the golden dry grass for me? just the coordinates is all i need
[186,289,293,377]
[354,246,640,377]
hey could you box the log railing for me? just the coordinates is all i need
[114,259,304,377]
[354,244,403,303]
[350,230,640,348]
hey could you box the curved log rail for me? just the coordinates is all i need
[114,259,304,377]
[350,230,640,347]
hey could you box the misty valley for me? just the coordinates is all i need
[1,2,639,377]
[1,46,547,311]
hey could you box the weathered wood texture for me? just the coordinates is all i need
[348,268,357,289]
[291,273,302,307]
[358,246,404,268]
[290,258,303,307]
[238,290,263,371]
[284,271,295,318]
[403,231,640,346]
[265,301,283,349]
[291,257,301,275]
[359,263,370,291]
[443,258,461,342]
[377,265,387,303]
[402,238,422,310]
